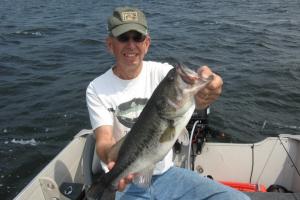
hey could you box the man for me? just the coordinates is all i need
[86,6,250,200]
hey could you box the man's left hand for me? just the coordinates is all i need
[195,66,223,110]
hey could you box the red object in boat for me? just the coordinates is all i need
[219,181,267,192]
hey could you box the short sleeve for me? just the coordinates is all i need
[86,82,113,130]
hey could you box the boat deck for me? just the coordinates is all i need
[246,192,300,200]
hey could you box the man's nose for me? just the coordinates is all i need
[127,39,136,48]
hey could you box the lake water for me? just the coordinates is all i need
[1,0,300,199]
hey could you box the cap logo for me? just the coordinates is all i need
[121,11,138,22]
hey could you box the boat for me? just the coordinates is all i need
[14,119,300,199]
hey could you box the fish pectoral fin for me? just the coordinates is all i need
[133,165,155,188]
[159,126,176,143]
[108,135,126,162]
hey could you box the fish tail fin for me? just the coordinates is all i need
[86,181,116,200]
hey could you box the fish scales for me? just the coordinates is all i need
[108,103,168,183]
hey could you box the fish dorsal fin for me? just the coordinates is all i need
[107,135,126,162]
[133,165,155,188]
[159,123,175,143]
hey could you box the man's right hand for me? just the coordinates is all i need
[107,161,134,191]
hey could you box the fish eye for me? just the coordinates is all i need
[166,70,176,81]
[167,75,174,81]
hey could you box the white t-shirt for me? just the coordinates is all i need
[86,61,173,174]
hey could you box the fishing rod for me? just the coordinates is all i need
[278,136,300,178]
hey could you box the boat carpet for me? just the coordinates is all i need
[245,192,300,200]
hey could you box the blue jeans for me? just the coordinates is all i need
[116,167,250,200]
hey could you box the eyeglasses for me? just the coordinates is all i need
[116,32,146,43]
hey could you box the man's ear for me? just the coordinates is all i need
[144,36,151,54]
[106,37,114,54]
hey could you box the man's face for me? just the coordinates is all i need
[106,31,151,69]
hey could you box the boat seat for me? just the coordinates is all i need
[82,133,105,188]
[245,192,300,200]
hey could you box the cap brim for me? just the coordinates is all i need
[111,23,147,37]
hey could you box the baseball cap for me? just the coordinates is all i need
[107,7,148,37]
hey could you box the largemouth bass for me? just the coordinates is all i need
[86,64,214,200]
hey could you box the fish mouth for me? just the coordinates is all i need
[176,64,214,85]
[176,65,200,84]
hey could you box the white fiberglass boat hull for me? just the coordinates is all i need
[14,130,300,200]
